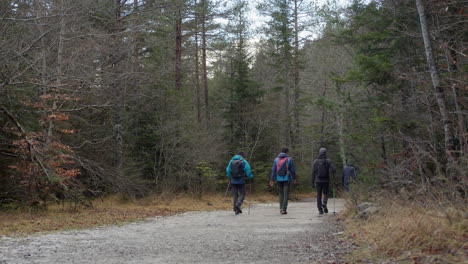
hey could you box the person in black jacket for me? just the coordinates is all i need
[311,148,336,214]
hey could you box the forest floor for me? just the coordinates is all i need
[0,198,347,264]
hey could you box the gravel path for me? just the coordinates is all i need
[0,199,346,264]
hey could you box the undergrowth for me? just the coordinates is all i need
[342,194,467,263]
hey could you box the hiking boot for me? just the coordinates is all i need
[323,205,328,214]
[234,205,242,214]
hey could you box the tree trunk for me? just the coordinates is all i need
[337,112,346,167]
[35,0,48,141]
[46,0,65,145]
[284,65,291,147]
[292,0,300,147]
[114,0,123,170]
[194,0,201,123]
[415,0,452,159]
[175,4,182,90]
[335,78,346,167]
[201,0,209,121]
[133,0,139,66]
[319,79,327,147]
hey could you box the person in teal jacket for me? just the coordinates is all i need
[226,152,254,215]
[269,148,296,215]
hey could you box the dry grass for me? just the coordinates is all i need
[343,198,468,263]
[0,193,279,237]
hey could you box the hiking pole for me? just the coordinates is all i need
[333,187,336,214]
[224,182,231,198]
[247,181,252,215]
[332,172,336,214]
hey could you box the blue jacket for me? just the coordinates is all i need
[226,155,254,184]
[270,153,296,182]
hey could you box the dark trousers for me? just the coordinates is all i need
[278,181,290,211]
[344,182,350,192]
[316,182,329,210]
[232,184,246,208]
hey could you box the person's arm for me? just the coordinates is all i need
[226,161,231,179]
[288,158,296,183]
[269,159,277,186]
[243,160,253,179]
[311,160,316,187]
[342,168,345,186]
[329,160,336,184]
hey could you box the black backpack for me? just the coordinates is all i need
[316,159,330,179]
[230,159,245,179]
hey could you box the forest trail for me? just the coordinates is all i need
[0,199,346,264]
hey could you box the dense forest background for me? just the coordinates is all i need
[0,0,466,208]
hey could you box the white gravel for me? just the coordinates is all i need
[0,199,346,264]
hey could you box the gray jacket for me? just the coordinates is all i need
[342,163,357,185]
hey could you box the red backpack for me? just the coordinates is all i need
[276,157,289,176]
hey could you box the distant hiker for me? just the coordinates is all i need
[226,151,254,215]
[311,148,336,215]
[342,161,357,192]
[269,148,296,215]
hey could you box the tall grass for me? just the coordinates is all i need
[343,194,467,263]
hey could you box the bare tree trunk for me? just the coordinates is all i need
[292,0,300,147]
[319,79,327,147]
[114,0,123,170]
[35,0,48,140]
[335,79,346,167]
[175,4,182,91]
[133,0,139,65]
[415,0,453,159]
[46,0,65,145]
[201,0,209,121]
[194,0,201,123]
[337,112,346,167]
[284,66,291,147]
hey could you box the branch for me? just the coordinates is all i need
[0,105,51,180]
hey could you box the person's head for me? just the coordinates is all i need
[280,147,289,153]
[237,151,245,158]
[319,148,327,155]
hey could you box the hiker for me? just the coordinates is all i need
[269,147,296,215]
[311,148,336,215]
[342,161,357,192]
[226,151,254,215]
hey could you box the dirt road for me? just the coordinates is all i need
[0,199,346,264]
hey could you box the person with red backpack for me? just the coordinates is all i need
[269,148,296,215]
[226,151,254,215]
[311,148,336,215]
